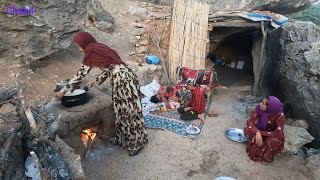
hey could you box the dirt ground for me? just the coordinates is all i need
[0,0,316,179]
[81,86,313,180]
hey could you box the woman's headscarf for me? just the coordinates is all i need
[255,96,283,131]
[73,31,124,67]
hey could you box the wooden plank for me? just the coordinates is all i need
[209,21,261,27]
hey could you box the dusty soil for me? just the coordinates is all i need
[82,86,313,180]
[0,0,315,180]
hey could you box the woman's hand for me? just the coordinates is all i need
[184,107,191,112]
[55,91,65,100]
[255,132,263,147]
[86,81,94,88]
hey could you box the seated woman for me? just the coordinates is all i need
[244,96,286,164]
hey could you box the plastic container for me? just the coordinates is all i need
[146,55,160,65]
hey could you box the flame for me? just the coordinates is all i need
[81,128,97,147]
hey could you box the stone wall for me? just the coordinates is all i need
[262,21,320,147]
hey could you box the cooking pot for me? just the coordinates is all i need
[61,89,88,107]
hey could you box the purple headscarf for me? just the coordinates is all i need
[255,96,283,131]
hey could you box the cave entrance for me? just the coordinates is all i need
[208,28,258,87]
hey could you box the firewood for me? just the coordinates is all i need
[30,151,45,180]
[0,87,18,106]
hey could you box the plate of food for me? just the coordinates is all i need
[225,128,247,143]
[186,126,200,135]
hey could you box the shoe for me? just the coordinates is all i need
[129,148,141,156]
[110,137,118,145]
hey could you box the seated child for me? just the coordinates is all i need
[150,86,182,110]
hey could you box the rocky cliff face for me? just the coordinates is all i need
[139,0,317,14]
[0,0,115,65]
[262,21,320,147]
[0,0,87,64]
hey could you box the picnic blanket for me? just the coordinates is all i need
[144,110,204,140]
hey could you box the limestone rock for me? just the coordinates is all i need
[132,28,146,36]
[139,38,149,46]
[87,0,115,32]
[136,46,148,54]
[245,105,255,115]
[132,22,143,28]
[263,21,320,147]
[286,118,295,125]
[127,62,163,85]
[138,0,317,14]
[130,36,139,44]
[283,125,315,154]
[306,154,320,179]
[291,119,309,129]
[128,6,150,19]
[0,0,87,64]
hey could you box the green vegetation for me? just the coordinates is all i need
[288,3,320,26]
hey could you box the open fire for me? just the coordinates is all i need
[81,128,97,147]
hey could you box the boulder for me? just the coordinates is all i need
[262,21,320,147]
[286,118,295,125]
[0,0,87,64]
[243,0,318,14]
[127,62,164,86]
[132,28,146,36]
[87,0,115,32]
[128,6,150,19]
[136,46,148,54]
[306,154,320,178]
[283,125,315,154]
[291,119,309,129]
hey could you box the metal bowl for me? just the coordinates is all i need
[225,128,247,143]
[186,126,200,135]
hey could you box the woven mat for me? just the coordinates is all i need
[144,110,204,140]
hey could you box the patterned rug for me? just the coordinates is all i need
[144,110,204,140]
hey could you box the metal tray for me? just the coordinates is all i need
[214,176,237,180]
[225,128,247,143]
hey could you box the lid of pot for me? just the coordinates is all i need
[64,89,86,97]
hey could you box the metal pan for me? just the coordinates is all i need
[225,128,247,143]
[61,89,88,107]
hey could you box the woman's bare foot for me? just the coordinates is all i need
[198,114,205,124]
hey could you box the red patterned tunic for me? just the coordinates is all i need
[188,87,206,114]
[244,111,286,163]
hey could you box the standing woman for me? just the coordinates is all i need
[244,96,285,164]
[56,31,148,156]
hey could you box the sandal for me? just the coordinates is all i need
[129,148,141,156]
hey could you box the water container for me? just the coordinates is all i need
[146,55,160,65]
